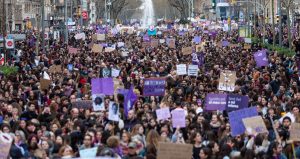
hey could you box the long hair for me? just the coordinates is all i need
[146,129,161,149]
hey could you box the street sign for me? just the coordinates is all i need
[5,39,14,49]
[82,11,88,20]
[44,32,49,40]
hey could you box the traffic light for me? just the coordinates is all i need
[276,15,280,23]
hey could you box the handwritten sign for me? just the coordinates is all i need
[182,47,193,55]
[171,109,186,128]
[188,65,198,76]
[156,108,171,120]
[290,123,300,141]
[218,70,236,92]
[79,147,98,158]
[151,39,159,48]
[176,64,187,75]
[143,78,165,96]
[97,34,106,41]
[157,142,193,159]
[242,116,268,135]
[92,44,103,53]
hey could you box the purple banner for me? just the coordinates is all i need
[228,107,258,136]
[222,40,230,47]
[193,36,201,44]
[143,78,166,96]
[226,94,249,112]
[254,50,269,67]
[205,93,227,111]
[91,78,114,95]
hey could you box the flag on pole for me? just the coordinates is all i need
[124,85,137,117]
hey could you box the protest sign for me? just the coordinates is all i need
[97,34,105,41]
[167,38,176,48]
[157,142,193,159]
[92,44,103,53]
[68,47,78,54]
[92,94,105,111]
[71,100,93,109]
[91,78,114,95]
[182,47,193,55]
[48,65,62,74]
[0,133,13,159]
[92,34,97,41]
[228,107,258,136]
[156,108,171,121]
[75,33,86,40]
[40,79,51,90]
[108,102,119,121]
[111,68,120,77]
[244,44,251,50]
[143,35,150,42]
[205,93,227,111]
[171,109,186,128]
[226,94,249,112]
[218,70,236,92]
[290,123,300,141]
[242,116,268,135]
[113,78,124,94]
[222,40,230,47]
[143,78,165,96]
[176,64,187,75]
[151,39,159,48]
[195,44,202,52]
[79,147,97,158]
[254,50,269,67]
[188,65,199,76]
[117,42,125,48]
[244,38,252,43]
[142,42,151,48]
[193,36,201,44]
[105,47,115,53]
[101,68,111,78]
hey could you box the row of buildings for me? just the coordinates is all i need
[0,0,299,32]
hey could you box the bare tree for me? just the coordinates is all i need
[168,0,189,19]
[95,0,128,21]
[282,0,294,49]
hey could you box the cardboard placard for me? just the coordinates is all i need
[157,142,193,159]
[218,70,237,92]
[242,116,268,135]
[48,65,62,74]
[168,39,176,48]
[182,47,193,55]
[244,44,251,50]
[151,39,159,48]
[290,123,300,141]
[92,34,97,41]
[92,44,103,53]
[97,34,106,41]
[195,44,202,52]
[40,79,51,90]
[104,47,115,52]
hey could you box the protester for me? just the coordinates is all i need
[0,20,299,159]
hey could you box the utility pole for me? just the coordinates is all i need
[80,0,83,31]
[2,0,6,64]
[64,0,68,44]
[278,0,282,46]
[41,0,45,53]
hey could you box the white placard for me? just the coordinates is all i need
[111,68,120,77]
[108,102,119,121]
[92,94,105,111]
[176,64,187,75]
[188,65,199,76]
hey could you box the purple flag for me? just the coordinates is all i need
[222,40,230,47]
[91,78,114,95]
[254,50,269,67]
[228,107,258,136]
[193,36,201,44]
[205,93,227,111]
[143,35,150,42]
[226,94,249,112]
[124,85,137,117]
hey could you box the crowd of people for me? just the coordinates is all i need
[0,20,300,159]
